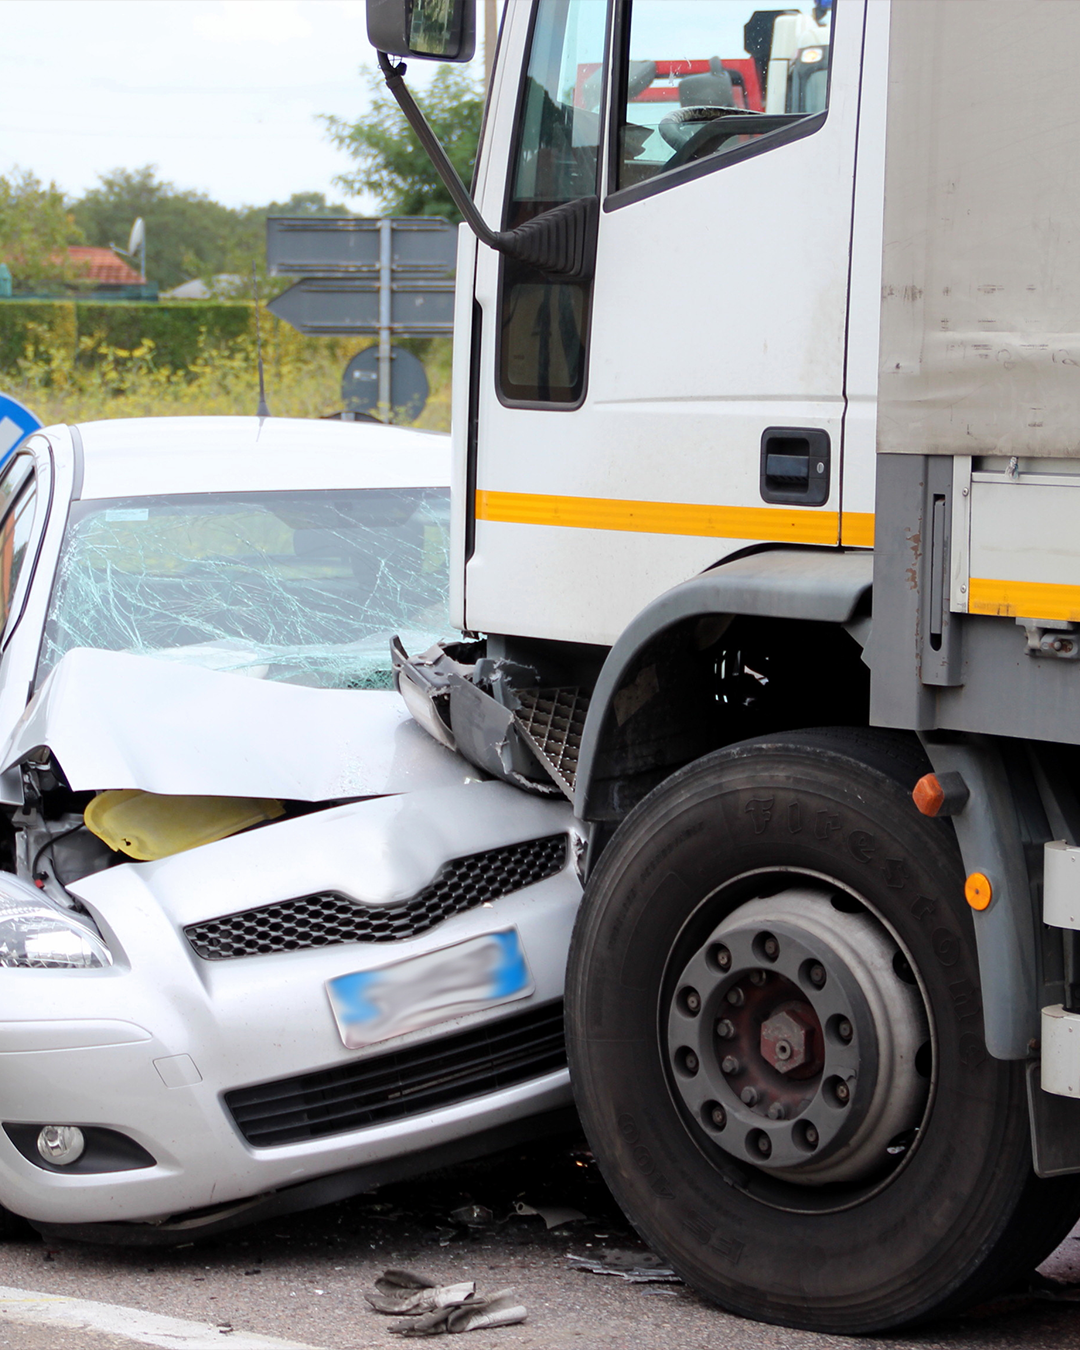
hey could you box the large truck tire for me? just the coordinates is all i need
[567,728,1080,1333]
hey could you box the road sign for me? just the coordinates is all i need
[0,394,42,468]
[266,216,457,422]
[267,216,456,278]
[267,277,455,336]
[343,346,429,422]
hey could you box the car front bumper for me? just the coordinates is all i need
[0,782,581,1229]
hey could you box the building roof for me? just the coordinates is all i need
[68,246,143,285]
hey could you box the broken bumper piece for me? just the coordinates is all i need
[391,638,588,800]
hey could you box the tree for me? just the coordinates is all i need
[71,167,242,291]
[0,169,84,290]
[72,172,353,292]
[324,65,484,222]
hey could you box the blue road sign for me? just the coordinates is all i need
[0,394,42,468]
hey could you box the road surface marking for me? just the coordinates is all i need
[0,1286,323,1350]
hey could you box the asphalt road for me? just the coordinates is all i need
[2,1132,1080,1350]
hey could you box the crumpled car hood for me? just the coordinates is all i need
[1,648,478,800]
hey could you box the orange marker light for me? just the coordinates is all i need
[965,872,993,911]
[913,773,945,817]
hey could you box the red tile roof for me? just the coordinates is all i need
[68,246,143,284]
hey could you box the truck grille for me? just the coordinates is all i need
[224,1001,566,1146]
[184,835,567,960]
[513,688,589,799]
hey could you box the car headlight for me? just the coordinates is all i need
[0,876,112,969]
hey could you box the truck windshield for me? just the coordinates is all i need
[38,486,450,690]
[617,0,831,190]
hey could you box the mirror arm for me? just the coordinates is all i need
[376,52,596,281]
[377,52,501,250]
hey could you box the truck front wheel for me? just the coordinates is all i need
[567,728,1080,1333]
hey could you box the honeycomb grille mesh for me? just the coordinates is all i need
[184,834,568,961]
[513,688,589,798]
[225,1001,566,1146]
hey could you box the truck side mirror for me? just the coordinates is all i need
[366,0,476,62]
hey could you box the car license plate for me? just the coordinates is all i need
[326,928,533,1049]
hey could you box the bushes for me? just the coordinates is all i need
[0,300,452,429]
[0,300,336,371]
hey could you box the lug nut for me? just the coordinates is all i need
[740,1086,759,1106]
[721,1056,740,1075]
[809,962,826,988]
[838,1018,853,1043]
[715,1018,735,1039]
[710,1104,727,1129]
[755,1134,772,1157]
[763,935,779,959]
[749,970,767,986]
[683,1051,699,1074]
[805,1125,819,1146]
[767,1102,786,1120]
[683,988,701,1014]
[835,1081,850,1103]
[726,987,745,1007]
[713,944,732,970]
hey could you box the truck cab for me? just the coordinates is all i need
[369,0,1080,1332]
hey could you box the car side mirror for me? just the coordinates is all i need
[367,0,476,62]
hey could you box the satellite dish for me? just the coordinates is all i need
[127,218,145,254]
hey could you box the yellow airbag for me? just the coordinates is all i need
[84,789,285,861]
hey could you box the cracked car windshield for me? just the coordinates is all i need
[39,487,450,689]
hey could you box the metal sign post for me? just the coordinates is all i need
[378,218,393,419]
[266,216,457,423]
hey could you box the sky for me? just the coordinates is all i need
[0,0,450,212]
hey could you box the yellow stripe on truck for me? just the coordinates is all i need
[476,491,875,548]
[840,513,875,547]
[969,577,1080,622]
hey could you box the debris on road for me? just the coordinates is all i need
[366,1269,476,1315]
[448,1205,494,1228]
[565,1250,682,1283]
[512,1201,586,1230]
[368,1270,527,1336]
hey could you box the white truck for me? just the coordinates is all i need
[366,0,1080,1333]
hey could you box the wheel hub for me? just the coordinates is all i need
[666,887,929,1184]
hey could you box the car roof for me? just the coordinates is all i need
[69,416,449,500]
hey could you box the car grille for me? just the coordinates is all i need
[184,834,568,961]
[224,1001,566,1146]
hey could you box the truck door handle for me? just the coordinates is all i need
[760,427,830,506]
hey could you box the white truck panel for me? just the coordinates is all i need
[466,0,866,639]
[878,0,1080,460]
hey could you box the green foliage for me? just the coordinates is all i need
[71,167,237,291]
[0,300,452,430]
[0,170,85,289]
[70,169,352,292]
[324,65,484,221]
[0,301,77,369]
[0,301,251,372]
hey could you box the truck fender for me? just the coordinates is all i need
[917,736,1038,1061]
[573,548,873,821]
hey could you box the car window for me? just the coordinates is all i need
[616,0,831,192]
[39,487,450,691]
[0,478,38,635]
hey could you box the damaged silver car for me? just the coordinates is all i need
[0,416,581,1243]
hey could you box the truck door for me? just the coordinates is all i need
[465,0,866,645]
